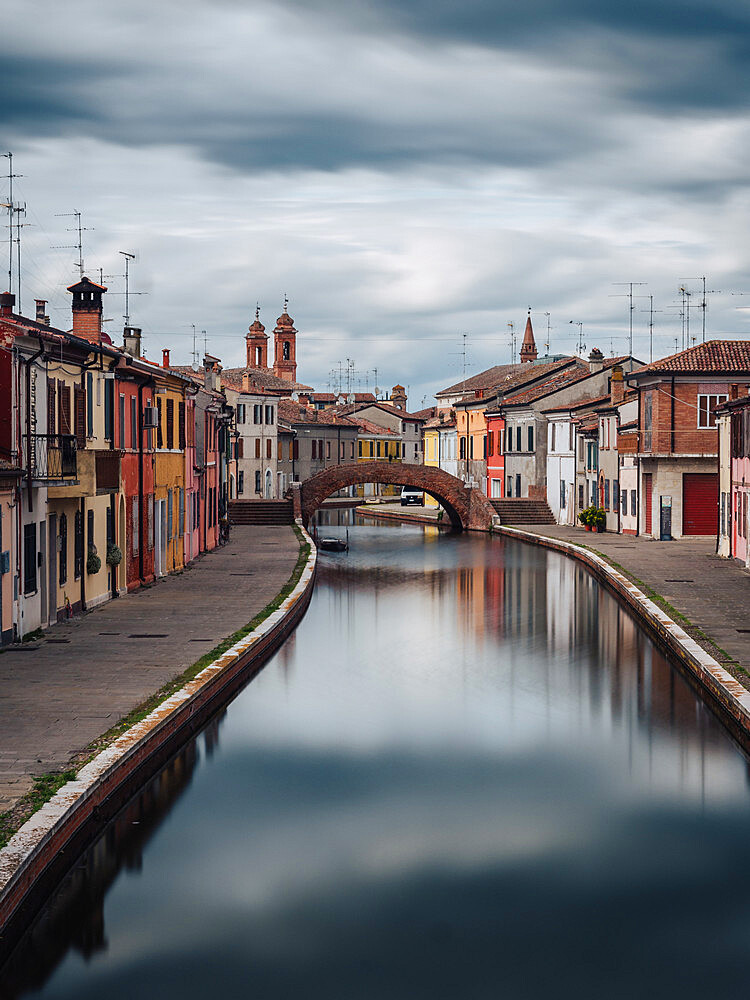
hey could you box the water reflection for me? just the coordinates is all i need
[3,519,750,999]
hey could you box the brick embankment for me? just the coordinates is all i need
[0,525,300,813]
[0,524,317,943]
[499,523,750,739]
[356,501,444,527]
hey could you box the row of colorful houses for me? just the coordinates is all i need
[426,315,750,548]
[0,280,232,646]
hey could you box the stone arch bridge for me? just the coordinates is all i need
[290,461,496,532]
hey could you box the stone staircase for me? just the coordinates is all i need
[228,500,295,525]
[490,498,556,524]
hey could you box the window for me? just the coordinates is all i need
[156,397,163,448]
[132,498,139,555]
[167,489,173,539]
[166,398,174,450]
[282,341,290,360]
[698,393,728,429]
[643,392,652,451]
[74,509,83,579]
[528,425,534,452]
[312,440,317,460]
[560,479,566,509]
[23,523,36,595]
[516,426,521,452]
[631,489,637,517]
[59,513,67,585]
[179,488,185,536]
[255,470,261,493]
[483,435,487,459]
[506,427,512,452]
[579,484,584,510]
[358,440,363,457]
[507,476,512,497]
[238,470,244,494]
[515,473,521,497]
[621,486,627,516]
[253,404,262,424]
[255,438,261,459]
[414,443,419,458]
[119,394,126,449]
[469,436,474,460]
[86,372,94,436]
[326,440,331,460]
[178,401,186,450]
[613,480,619,510]
[488,431,494,457]
[351,441,355,459]
[265,405,274,424]
[104,380,114,440]
[604,479,610,510]
[130,397,137,450]
[266,439,272,459]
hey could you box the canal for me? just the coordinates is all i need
[3,515,750,998]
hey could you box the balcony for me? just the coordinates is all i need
[24,434,77,483]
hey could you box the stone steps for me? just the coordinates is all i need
[228,500,294,525]
[490,498,556,524]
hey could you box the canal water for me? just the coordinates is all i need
[3,516,750,999]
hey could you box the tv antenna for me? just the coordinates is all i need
[12,205,31,314]
[683,276,720,342]
[678,286,693,350]
[507,321,516,363]
[119,250,137,325]
[53,210,93,277]
[569,320,585,356]
[544,311,551,353]
[202,329,208,359]
[611,281,646,356]
[639,294,663,363]
[1,152,22,298]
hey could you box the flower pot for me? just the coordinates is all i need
[585,525,592,531]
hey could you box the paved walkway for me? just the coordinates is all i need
[508,523,750,681]
[0,526,300,812]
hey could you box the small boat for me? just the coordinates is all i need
[317,528,349,552]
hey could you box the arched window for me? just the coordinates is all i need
[282,340,290,360]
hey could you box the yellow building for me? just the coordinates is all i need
[152,353,188,576]
[422,419,440,507]
[354,417,401,497]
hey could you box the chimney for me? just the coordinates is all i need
[35,299,49,325]
[242,371,250,393]
[299,393,310,405]
[588,347,604,373]
[204,355,222,393]
[611,365,624,405]
[0,292,14,318]
[68,276,106,344]
[162,348,170,369]
[124,326,142,358]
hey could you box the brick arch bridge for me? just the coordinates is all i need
[290,461,496,532]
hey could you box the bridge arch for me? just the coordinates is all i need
[292,461,496,532]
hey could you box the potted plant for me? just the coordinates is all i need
[86,549,101,575]
[579,507,592,530]
[591,507,606,532]
[106,543,122,567]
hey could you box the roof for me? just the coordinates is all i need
[411,405,437,421]
[324,400,425,422]
[221,366,313,394]
[306,391,376,404]
[542,393,610,415]
[347,415,399,436]
[277,398,358,428]
[628,340,750,376]
[424,414,456,429]
[495,361,591,407]
[437,362,526,397]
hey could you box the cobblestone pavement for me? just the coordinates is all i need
[0,526,300,812]
[507,523,750,678]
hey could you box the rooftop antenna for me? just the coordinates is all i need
[202,329,208,359]
[678,286,693,350]
[53,210,93,277]
[639,294,663,364]
[118,250,136,325]
[507,321,516,363]
[544,311,551,353]
[1,152,22,296]
[569,320,585,356]
[683,276,720,343]
[13,204,30,314]
[611,281,646,356]
[191,324,198,369]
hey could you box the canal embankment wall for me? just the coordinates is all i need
[498,525,750,746]
[0,523,318,949]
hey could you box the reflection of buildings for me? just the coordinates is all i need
[0,737,205,996]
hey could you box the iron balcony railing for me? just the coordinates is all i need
[24,433,77,481]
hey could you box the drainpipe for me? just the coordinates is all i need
[25,337,45,512]
[79,496,86,612]
[138,382,145,583]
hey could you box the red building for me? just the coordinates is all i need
[118,328,157,590]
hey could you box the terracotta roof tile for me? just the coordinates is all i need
[630,340,750,375]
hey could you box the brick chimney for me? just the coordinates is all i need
[0,292,14,318]
[204,355,222,393]
[162,348,170,369]
[68,276,106,343]
[610,365,624,405]
[588,347,604,373]
[124,326,142,358]
[242,371,250,393]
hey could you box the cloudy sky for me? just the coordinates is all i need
[3,0,750,404]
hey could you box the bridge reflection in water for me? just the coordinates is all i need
[2,515,750,1000]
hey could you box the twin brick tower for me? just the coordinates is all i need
[245,302,297,384]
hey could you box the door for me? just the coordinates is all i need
[683,473,718,535]
[48,515,57,625]
[643,474,653,535]
[515,474,521,498]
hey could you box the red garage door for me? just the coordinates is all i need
[682,473,718,535]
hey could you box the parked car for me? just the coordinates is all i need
[401,486,424,506]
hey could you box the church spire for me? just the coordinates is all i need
[520,309,538,363]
